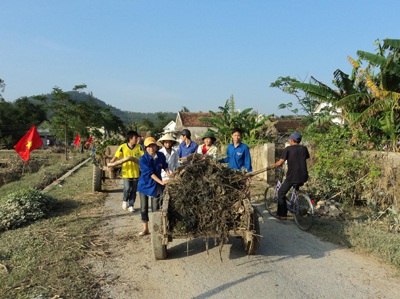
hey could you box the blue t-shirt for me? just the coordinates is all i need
[138,151,168,197]
[219,142,252,172]
[178,140,198,163]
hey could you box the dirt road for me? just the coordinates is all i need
[87,181,400,299]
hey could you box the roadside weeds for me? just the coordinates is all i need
[0,162,107,299]
[1,166,399,298]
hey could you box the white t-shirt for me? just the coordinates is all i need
[159,147,180,181]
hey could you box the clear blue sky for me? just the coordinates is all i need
[1,0,399,116]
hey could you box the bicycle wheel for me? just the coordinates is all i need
[264,187,278,218]
[293,192,314,231]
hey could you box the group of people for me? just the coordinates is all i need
[110,127,309,235]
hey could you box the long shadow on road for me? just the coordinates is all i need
[191,270,270,299]
[254,203,334,261]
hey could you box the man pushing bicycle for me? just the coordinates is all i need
[269,132,310,220]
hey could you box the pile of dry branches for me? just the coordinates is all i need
[165,155,251,241]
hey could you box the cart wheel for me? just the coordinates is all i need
[92,165,102,192]
[244,211,261,255]
[247,213,260,255]
[151,212,167,260]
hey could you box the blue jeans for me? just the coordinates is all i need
[123,178,138,207]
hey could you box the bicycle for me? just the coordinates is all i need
[264,169,315,231]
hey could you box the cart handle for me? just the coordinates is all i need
[245,167,273,177]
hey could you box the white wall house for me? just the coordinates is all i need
[162,120,176,133]
[314,102,346,126]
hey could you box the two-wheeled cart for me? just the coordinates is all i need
[150,189,261,260]
[92,145,121,192]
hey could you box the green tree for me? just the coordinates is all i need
[141,118,154,132]
[271,72,360,131]
[272,38,400,151]
[128,121,140,132]
[200,96,237,144]
[270,76,320,118]
[14,97,47,130]
[337,39,400,151]
[180,106,190,112]
[99,105,125,137]
[46,86,79,159]
[70,93,124,139]
[152,112,173,137]
[0,78,5,100]
[38,85,126,159]
[200,95,272,145]
[0,99,16,148]
[0,96,47,149]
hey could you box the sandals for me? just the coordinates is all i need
[139,231,149,236]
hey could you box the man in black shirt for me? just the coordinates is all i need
[269,132,310,220]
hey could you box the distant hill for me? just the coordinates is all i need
[34,91,177,125]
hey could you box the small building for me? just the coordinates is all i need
[162,120,176,133]
[174,112,217,142]
[37,121,54,147]
[265,117,307,142]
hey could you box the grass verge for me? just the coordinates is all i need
[310,217,400,271]
[0,161,108,299]
[0,151,88,201]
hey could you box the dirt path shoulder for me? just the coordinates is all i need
[86,180,400,299]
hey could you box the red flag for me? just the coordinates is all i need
[73,134,81,148]
[84,135,93,147]
[14,125,44,162]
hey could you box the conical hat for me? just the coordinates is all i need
[158,133,178,147]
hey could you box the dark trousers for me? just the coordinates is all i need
[277,180,293,217]
[139,192,161,223]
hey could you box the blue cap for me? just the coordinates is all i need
[289,132,302,142]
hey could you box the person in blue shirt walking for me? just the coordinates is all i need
[137,137,171,236]
[218,127,252,172]
[177,129,198,165]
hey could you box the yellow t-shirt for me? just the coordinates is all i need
[114,143,144,178]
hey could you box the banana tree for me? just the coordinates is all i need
[200,96,272,145]
[338,39,400,151]
[271,73,358,130]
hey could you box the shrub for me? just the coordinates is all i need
[305,125,380,205]
[0,188,57,231]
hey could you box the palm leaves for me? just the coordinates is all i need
[338,39,400,151]
[292,78,340,103]
[274,38,400,151]
[333,69,357,97]
[200,96,272,145]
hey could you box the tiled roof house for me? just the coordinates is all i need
[173,112,305,143]
[266,117,307,140]
[175,112,217,142]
